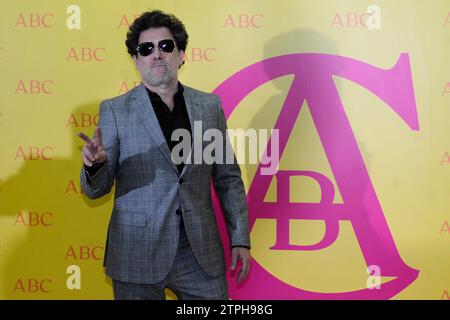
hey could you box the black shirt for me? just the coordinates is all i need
[145,82,191,174]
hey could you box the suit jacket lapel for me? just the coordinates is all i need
[181,85,203,177]
[131,83,179,174]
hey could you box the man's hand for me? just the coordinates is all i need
[78,127,107,167]
[231,247,251,285]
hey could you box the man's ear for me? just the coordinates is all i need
[179,50,185,67]
[132,55,138,66]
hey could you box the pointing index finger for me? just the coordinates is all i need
[95,127,103,144]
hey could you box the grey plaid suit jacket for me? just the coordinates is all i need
[80,83,250,284]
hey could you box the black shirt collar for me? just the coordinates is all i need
[145,82,184,103]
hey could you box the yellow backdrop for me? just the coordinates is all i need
[0,0,449,299]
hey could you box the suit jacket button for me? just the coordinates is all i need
[176,209,182,215]
[179,178,184,184]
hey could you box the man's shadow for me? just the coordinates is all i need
[240,29,341,186]
[0,100,116,299]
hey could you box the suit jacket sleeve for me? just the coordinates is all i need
[212,96,251,249]
[80,100,119,199]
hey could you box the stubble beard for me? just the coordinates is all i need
[142,65,175,87]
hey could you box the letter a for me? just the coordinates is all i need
[66,5,81,30]
[66,265,81,289]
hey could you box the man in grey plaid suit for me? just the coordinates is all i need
[78,11,251,299]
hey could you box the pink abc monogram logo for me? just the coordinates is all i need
[212,53,419,299]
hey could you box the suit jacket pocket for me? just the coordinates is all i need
[111,208,147,226]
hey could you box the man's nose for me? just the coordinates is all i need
[153,46,162,59]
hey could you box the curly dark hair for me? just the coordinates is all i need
[125,10,188,57]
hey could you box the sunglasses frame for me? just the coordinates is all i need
[135,39,176,57]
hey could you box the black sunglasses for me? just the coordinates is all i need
[136,39,176,57]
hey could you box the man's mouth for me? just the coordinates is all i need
[151,64,166,69]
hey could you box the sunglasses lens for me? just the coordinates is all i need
[137,42,154,56]
[137,40,175,56]
[159,40,175,53]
